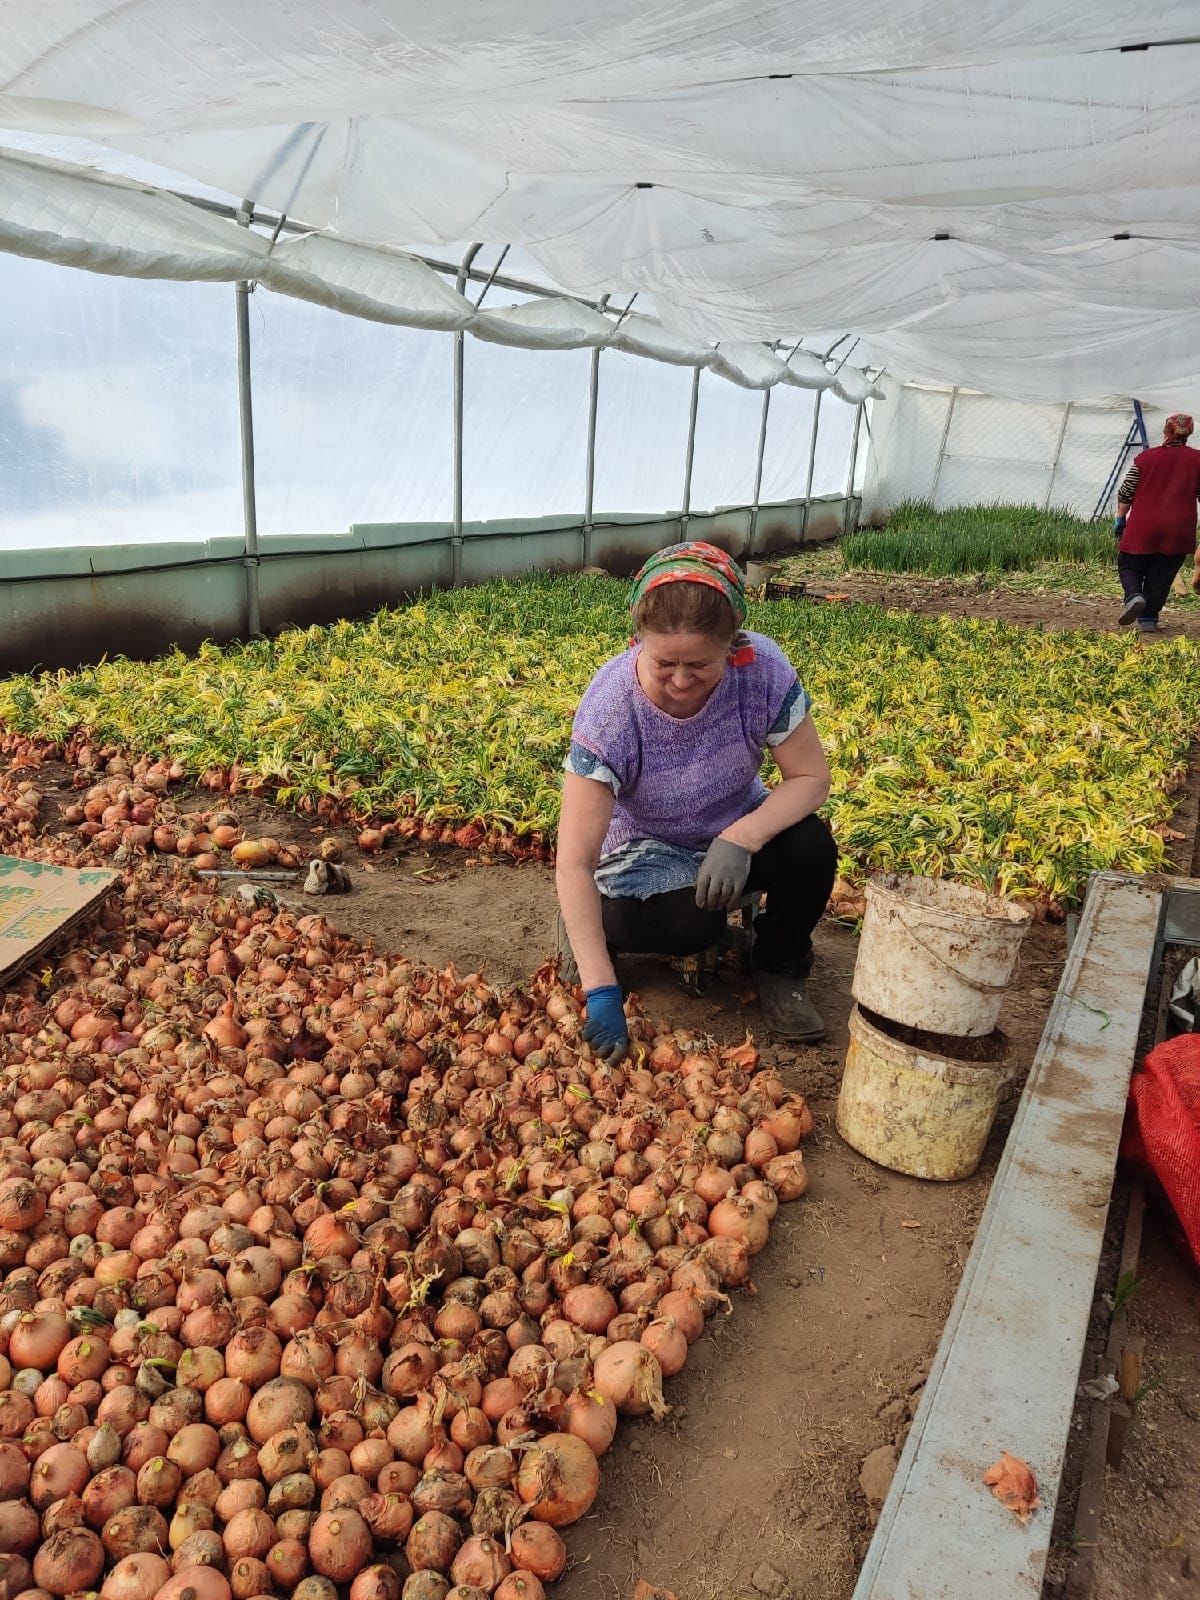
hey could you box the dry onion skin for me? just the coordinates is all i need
[0,737,814,1591]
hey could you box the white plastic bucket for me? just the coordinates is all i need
[852,873,1032,1038]
[837,1005,1011,1181]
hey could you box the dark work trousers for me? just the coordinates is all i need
[600,814,838,980]
[1118,551,1186,623]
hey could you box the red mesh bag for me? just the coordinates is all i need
[1121,1033,1200,1268]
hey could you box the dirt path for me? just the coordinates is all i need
[800,572,1200,639]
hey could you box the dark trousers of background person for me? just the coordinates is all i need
[600,814,838,980]
[1119,551,1186,623]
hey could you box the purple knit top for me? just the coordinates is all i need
[566,632,809,866]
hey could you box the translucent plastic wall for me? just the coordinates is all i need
[0,252,862,551]
[863,381,1161,521]
[251,293,454,532]
[0,255,241,549]
[462,336,591,522]
[591,354,694,516]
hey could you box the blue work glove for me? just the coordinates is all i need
[582,985,628,1065]
[695,837,752,912]
[1114,515,1127,539]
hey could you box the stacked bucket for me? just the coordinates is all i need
[836,874,1032,1181]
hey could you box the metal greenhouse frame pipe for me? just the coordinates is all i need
[929,385,959,506]
[175,190,618,312]
[746,387,772,556]
[235,198,262,637]
[451,243,484,586]
[472,245,509,308]
[844,400,864,532]
[582,347,602,566]
[680,367,702,528]
[1044,401,1072,512]
[582,295,610,566]
[801,389,823,539]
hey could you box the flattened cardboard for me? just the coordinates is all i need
[0,855,119,985]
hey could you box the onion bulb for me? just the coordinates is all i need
[592,1341,671,1421]
[101,1551,173,1600]
[33,1525,106,1594]
[514,1433,599,1527]
[308,1508,371,1581]
[509,1519,567,1581]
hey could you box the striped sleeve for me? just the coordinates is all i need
[564,740,620,795]
[1118,463,1140,503]
[765,680,812,746]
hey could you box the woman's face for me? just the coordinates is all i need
[637,629,731,717]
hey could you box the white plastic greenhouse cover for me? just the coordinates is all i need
[2,2,1199,405]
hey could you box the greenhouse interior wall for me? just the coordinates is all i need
[862,377,1159,522]
[0,253,865,673]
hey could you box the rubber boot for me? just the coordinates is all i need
[1118,593,1146,626]
[754,969,826,1042]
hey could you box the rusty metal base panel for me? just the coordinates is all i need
[852,872,1163,1600]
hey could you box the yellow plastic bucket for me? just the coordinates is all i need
[853,873,1031,1038]
[836,1005,1011,1181]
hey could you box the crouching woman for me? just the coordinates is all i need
[555,541,837,1062]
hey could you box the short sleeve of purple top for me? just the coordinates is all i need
[564,632,810,898]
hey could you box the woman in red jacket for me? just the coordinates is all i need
[1115,412,1200,632]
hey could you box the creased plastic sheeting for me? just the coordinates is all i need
[867,294,1200,410]
[0,146,877,396]
[0,4,1189,400]
[831,367,877,406]
[3,1,1189,132]
[0,254,241,549]
[249,289,453,535]
[269,234,474,331]
[471,298,613,351]
[709,344,797,393]
[0,143,264,280]
[609,314,712,368]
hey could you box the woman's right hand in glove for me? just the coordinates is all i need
[582,984,628,1065]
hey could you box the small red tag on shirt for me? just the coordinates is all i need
[729,644,756,667]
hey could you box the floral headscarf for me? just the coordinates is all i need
[1164,413,1194,444]
[628,540,747,627]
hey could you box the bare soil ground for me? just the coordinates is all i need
[1090,1216,1200,1599]
[799,571,1200,640]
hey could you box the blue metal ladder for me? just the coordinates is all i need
[1093,399,1149,519]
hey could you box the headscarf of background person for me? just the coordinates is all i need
[1163,413,1194,444]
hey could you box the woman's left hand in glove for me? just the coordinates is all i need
[695,837,752,911]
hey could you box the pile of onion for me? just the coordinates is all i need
[0,740,814,1595]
